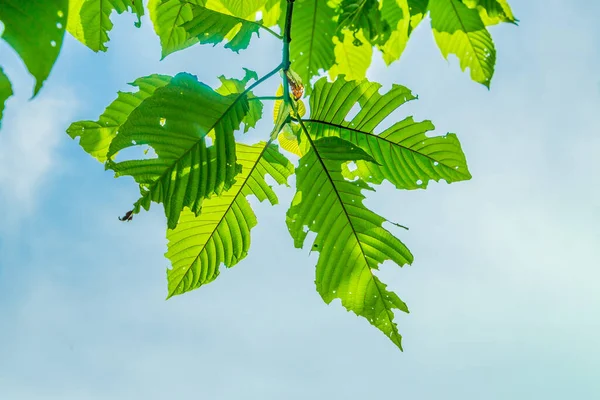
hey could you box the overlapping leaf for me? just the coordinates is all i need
[430,0,496,87]
[288,0,337,91]
[463,0,517,25]
[329,29,373,80]
[68,0,143,52]
[287,135,413,349]
[106,72,250,229]
[166,142,293,297]
[216,68,263,132]
[220,0,267,18]
[67,75,172,162]
[305,77,471,190]
[0,0,68,95]
[336,0,390,46]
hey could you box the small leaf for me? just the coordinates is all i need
[430,0,496,87]
[106,73,250,229]
[216,68,263,133]
[0,0,68,95]
[67,75,172,163]
[0,68,13,126]
[166,142,293,297]
[68,0,143,52]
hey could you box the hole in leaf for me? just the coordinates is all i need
[56,22,63,29]
[205,136,213,146]
[159,118,166,127]
[50,40,57,47]
[416,179,423,186]
[347,161,357,172]
[433,161,439,166]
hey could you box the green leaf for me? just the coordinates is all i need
[0,0,68,95]
[289,0,337,92]
[68,0,144,52]
[329,29,373,80]
[430,0,496,87]
[182,2,263,52]
[305,77,471,190]
[0,68,12,126]
[287,135,413,350]
[261,0,284,27]
[379,0,410,65]
[166,142,293,297]
[148,0,201,59]
[462,0,517,25]
[220,0,267,18]
[215,68,263,133]
[106,72,250,229]
[407,0,429,30]
[67,75,172,163]
[336,0,390,46]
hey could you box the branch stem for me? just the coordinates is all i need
[282,0,295,104]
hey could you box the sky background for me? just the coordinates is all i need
[1,0,599,398]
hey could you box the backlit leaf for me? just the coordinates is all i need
[0,0,68,95]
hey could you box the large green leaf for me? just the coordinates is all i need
[0,68,12,126]
[148,0,201,59]
[305,77,471,190]
[329,29,373,80]
[106,72,250,229]
[166,142,293,297]
[430,0,496,87]
[287,135,413,350]
[289,0,337,92]
[0,0,68,95]
[182,2,264,52]
[67,75,171,163]
[379,0,411,64]
[68,0,144,52]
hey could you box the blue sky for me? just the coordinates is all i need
[1,1,599,398]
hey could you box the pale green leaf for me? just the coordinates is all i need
[289,0,337,92]
[379,0,410,64]
[261,0,284,27]
[305,77,471,189]
[329,30,373,80]
[220,0,267,18]
[106,73,250,229]
[0,68,12,126]
[462,0,517,25]
[67,75,172,163]
[166,142,293,297]
[68,0,143,52]
[215,68,263,133]
[148,0,202,59]
[0,0,68,95]
[430,0,496,87]
[287,135,413,350]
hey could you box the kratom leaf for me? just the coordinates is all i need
[430,0,496,87]
[216,68,263,133]
[106,72,250,229]
[0,68,12,126]
[67,75,172,163]
[329,29,373,80]
[220,0,267,18]
[379,0,410,64]
[305,77,471,190]
[166,142,293,297]
[261,0,284,27]
[182,2,263,52]
[277,129,303,157]
[0,0,68,95]
[462,0,517,25]
[289,0,337,92]
[407,0,429,30]
[148,0,202,59]
[287,135,413,350]
[67,0,143,52]
[336,0,390,46]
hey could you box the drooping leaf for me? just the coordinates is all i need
[67,0,144,52]
[67,75,172,163]
[215,68,263,133]
[0,0,68,95]
[336,0,390,46]
[462,0,517,25]
[430,0,496,87]
[261,0,284,27]
[182,2,263,52]
[407,0,429,30]
[148,0,201,59]
[305,77,471,190]
[329,29,373,80]
[378,0,410,64]
[289,0,337,92]
[166,142,293,297]
[0,68,12,126]
[287,135,413,350]
[106,72,250,229]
